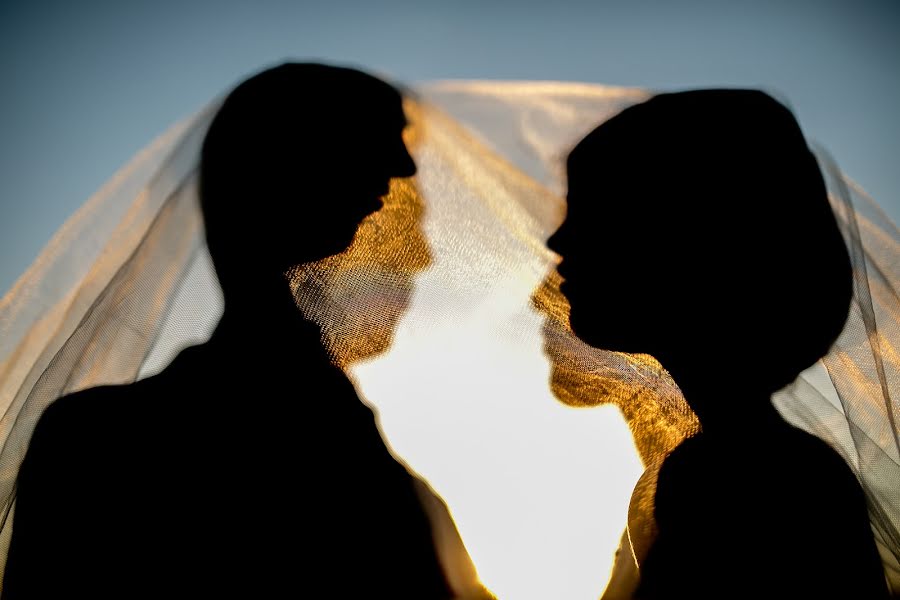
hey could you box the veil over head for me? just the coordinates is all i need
[0,70,897,598]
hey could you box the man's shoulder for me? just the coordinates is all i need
[25,379,160,466]
[39,382,148,428]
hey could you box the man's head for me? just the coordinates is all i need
[548,89,852,404]
[200,63,415,285]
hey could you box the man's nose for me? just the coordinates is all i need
[394,143,417,178]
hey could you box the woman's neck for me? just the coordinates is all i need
[663,356,787,436]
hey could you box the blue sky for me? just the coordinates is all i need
[1,0,898,293]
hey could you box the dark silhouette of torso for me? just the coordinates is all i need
[3,63,450,599]
[641,416,886,598]
[7,309,448,598]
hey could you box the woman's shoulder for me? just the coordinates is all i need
[776,425,867,502]
[654,423,867,520]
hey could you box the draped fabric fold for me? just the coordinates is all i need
[0,80,897,597]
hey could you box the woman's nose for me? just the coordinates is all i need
[547,228,565,254]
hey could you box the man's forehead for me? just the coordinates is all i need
[349,95,406,125]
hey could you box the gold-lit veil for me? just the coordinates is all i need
[0,79,897,598]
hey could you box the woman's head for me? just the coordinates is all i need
[549,89,852,405]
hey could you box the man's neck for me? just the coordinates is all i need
[214,273,323,349]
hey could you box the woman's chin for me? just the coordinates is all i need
[568,310,598,344]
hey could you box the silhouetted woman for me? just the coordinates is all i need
[3,63,451,599]
[548,89,889,598]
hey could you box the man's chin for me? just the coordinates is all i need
[569,309,629,354]
[283,234,358,266]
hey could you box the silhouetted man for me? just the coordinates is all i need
[4,63,451,599]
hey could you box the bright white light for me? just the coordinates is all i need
[354,284,643,599]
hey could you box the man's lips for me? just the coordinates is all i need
[356,197,384,220]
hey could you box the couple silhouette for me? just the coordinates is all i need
[2,63,889,598]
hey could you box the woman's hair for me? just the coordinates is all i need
[567,89,852,393]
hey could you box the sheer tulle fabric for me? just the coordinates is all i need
[0,81,896,597]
